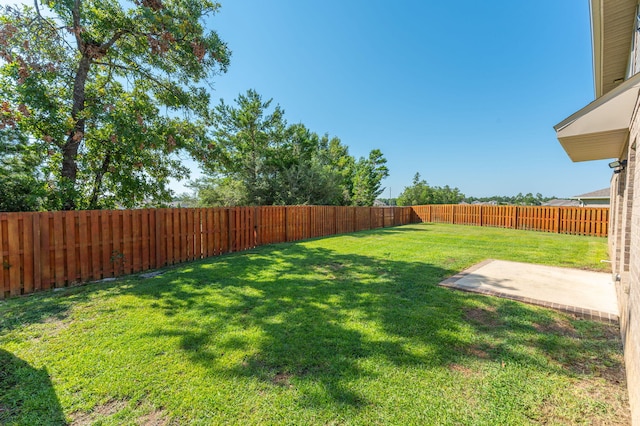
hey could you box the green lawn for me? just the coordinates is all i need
[0,223,630,425]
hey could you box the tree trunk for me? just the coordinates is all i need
[88,152,111,210]
[61,53,91,210]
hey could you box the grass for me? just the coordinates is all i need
[0,223,629,425]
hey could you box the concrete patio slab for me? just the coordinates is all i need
[440,259,619,323]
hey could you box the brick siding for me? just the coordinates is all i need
[613,95,640,424]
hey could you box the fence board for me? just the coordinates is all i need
[141,209,150,271]
[23,214,34,294]
[169,209,177,264]
[180,209,188,262]
[7,215,21,296]
[52,212,65,286]
[89,211,100,280]
[102,212,113,278]
[65,212,78,284]
[77,211,89,282]
[114,210,123,275]
[31,214,41,292]
[186,209,194,261]
[131,210,141,273]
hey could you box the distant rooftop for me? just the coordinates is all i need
[570,188,610,200]
[542,199,581,207]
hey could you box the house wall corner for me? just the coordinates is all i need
[614,93,640,424]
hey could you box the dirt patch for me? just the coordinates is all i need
[466,344,494,359]
[71,399,127,425]
[569,379,631,425]
[328,262,344,271]
[41,314,71,336]
[533,317,578,338]
[313,262,345,279]
[448,363,474,377]
[599,358,627,385]
[598,323,622,340]
[564,351,627,385]
[137,408,168,426]
[272,372,293,387]
[464,307,502,328]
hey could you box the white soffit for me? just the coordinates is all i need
[554,73,640,162]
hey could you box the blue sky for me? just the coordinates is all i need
[0,0,609,198]
[186,0,609,199]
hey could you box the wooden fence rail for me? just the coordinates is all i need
[0,205,608,299]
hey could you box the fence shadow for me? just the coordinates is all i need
[0,349,66,425]
[0,283,109,335]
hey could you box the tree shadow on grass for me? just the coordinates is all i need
[0,232,625,420]
[0,349,66,425]
[0,281,116,336]
[121,242,625,413]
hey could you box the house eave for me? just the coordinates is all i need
[554,72,640,162]
[590,0,637,98]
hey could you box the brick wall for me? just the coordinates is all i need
[616,96,640,424]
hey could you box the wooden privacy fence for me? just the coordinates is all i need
[0,204,608,299]
[0,206,413,299]
[411,205,609,237]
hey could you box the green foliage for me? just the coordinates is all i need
[0,0,229,210]
[0,130,47,211]
[187,176,248,207]
[194,89,386,206]
[397,172,465,205]
[351,149,389,206]
[465,193,556,206]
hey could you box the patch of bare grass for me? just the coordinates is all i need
[448,363,474,377]
[466,343,496,360]
[464,306,502,328]
[137,408,169,426]
[272,371,293,387]
[71,399,127,425]
[533,317,578,338]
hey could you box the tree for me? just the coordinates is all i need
[397,172,431,206]
[396,172,465,206]
[196,90,356,206]
[187,176,248,207]
[322,136,355,205]
[464,193,555,205]
[431,185,464,204]
[199,89,285,205]
[0,0,229,209]
[351,149,389,206]
[0,129,46,211]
